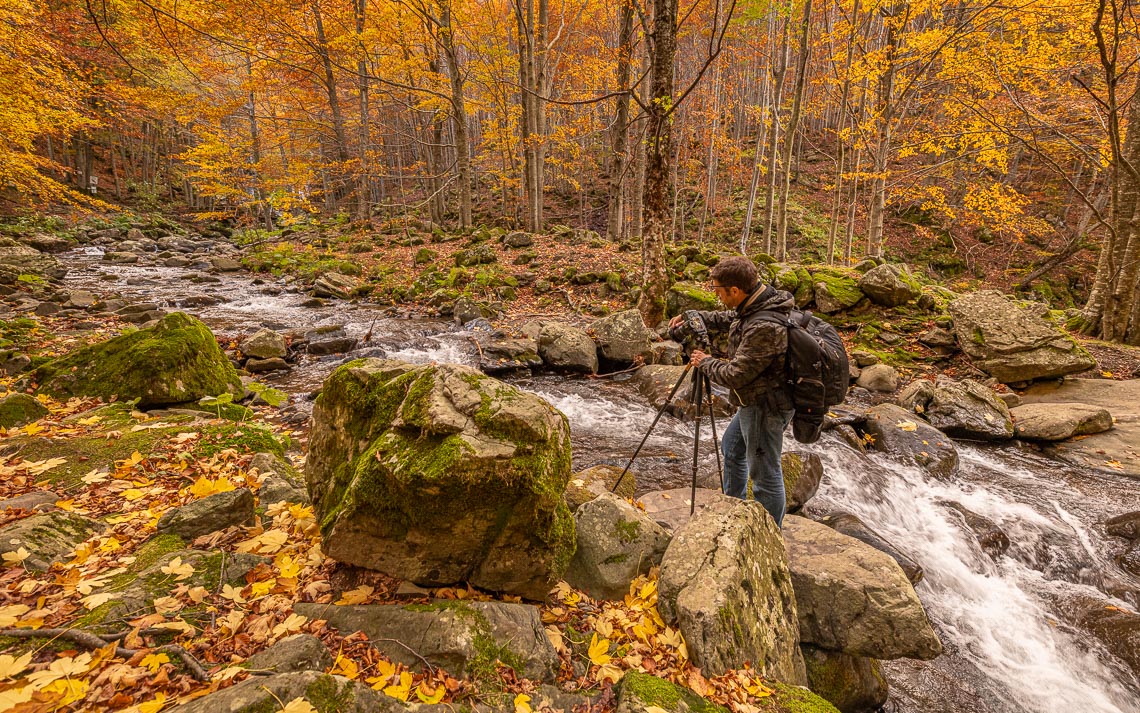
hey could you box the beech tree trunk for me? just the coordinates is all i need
[775,0,813,260]
[605,0,635,241]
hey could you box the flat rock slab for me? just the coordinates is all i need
[176,671,394,713]
[0,511,106,571]
[637,488,725,532]
[1019,378,1140,477]
[294,600,559,682]
[1010,402,1113,441]
[783,516,942,660]
[244,634,333,675]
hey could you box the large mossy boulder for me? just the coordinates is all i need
[783,516,942,660]
[0,511,106,571]
[665,282,718,318]
[801,645,889,713]
[858,264,921,307]
[782,452,823,513]
[658,495,806,683]
[947,291,1095,383]
[565,492,670,600]
[0,393,49,429]
[175,671,395,713]
[590,309,655,365]
[34,312,243,407]
[617,671,838,713]
[537,322,598,373]
[306,359,575,600]
[811,269,863,314]
[0,238,66,283]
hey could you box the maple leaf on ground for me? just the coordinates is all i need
[588,633,612,666]
[2,547,30,567]
[330,654,359,680]
[0,652,32,680]
[383,671,414,701]
[282,699,317,713]
[335,585,374,605]
[514,693,533,713]
[160,556,194,581]
[140,652,170,673]
[416,681,445,704]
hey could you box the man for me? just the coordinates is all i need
[669,255,795,527]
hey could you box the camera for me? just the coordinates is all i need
[670,310,711,352]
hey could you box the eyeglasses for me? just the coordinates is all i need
[710,283,727,291]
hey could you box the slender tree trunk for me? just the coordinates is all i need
[762,20,790,255]
[697,61,722,245]
[245,54,272,229]
[439,0,472,227]
[827,0,859,264]
[867,11,901,258]
[775,0,813,260]
[637,0,677,327]
[741,12,776,254]
[311,0,350,205]
[630,52,652,241]
[606,0,635,241]
[355,0,371,219]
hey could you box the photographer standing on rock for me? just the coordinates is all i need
[669,256,796,527]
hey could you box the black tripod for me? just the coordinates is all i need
[611,363,724,515]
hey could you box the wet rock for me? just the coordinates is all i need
[856,364,898,393]
[565,463,636,510]
[0,511,106,571]
[103,251,139,264]
[1009,402,1114,441]
[22,234,72,254]
[0,393,49,429]
[307,359,574,599]
[591,309,655,365]
[312,272,360,299]
[783,515,942,660]
[0,239,67,281]
[835,424,867,454]
[565,492,670,601]
[120,309,166,324]
[244,634,333,674]
[817,511,924,585]
[241,328,288,360]
[948,291,1095,383]
[300,297,325,308]
[210,256,243,272]
[65,290,98,309]
[156,488,256,540]
[782,451,823,513]
[858,264,922,307]
[801,644,889,713]
[0,491,58,514]
[1048,592,1140,680]
[177,294,221,308]
[898,377,1014,440]
[1105,511,1140,540]
[35,312,243,407]
[245,357,290,373]
[537,322,598,373]
[862,403,959,479]
[293,600,559,682]
[475,331,542,374]
[175,671,391,713]
[305,325,358,356]
[164,256,191,267]
[941,501,1010,557]
[33,302,60,316]
[658,495,806,682]
[633,365,733,419]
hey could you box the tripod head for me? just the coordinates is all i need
[670,310,711,353]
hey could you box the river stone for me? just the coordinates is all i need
[103,251,139,264]
[65,290,98,309]
[858,264,921,307]
[1118,542,1140,578]
[210,256,243,272]
[856,364,898,393]
[565,492,670,601]
[637,488,724,532]
[812,270,863,314]
[306,359,574,600]
[801,644,889,713]
[818,512,924,586]
[0,393,49,429]
[537,322,598,373]
[312,272,360,299]
[783,515,942,660]
[307,336,358,356]
[246,357,290,373]
[616,670,837,713]
[244,634,333,674]
[783,452,823,513]
[658,495,806,682]
[633,364,733,419]
[948,291,1095,382]
[665,282,718,317]
[1105,511,1140,540]
[0,511,106,571]
[591,309,654,365]
[898,378,1014,440]
[22,234,72,254]
[0,239,67,281]
[34,312,243,407]
[1049,592,1140,680]
[1009,402,1114,441]
[941,501,1010,558]
[175,671,393,713]
[475,331,542,374]
[156,488,256,540]
[862,403,959,479]
[293,600,558,682]
[565,464,635,510]
[0,491,58,514]
[241,328,288,359]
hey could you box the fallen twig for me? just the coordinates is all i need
[0,628,212,681]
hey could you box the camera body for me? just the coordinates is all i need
[670,310,711,352]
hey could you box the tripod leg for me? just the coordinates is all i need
[611,364,693,494]
[704,374,723,493]
[689,369,702,516]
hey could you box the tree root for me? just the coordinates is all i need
[0,628,212,681]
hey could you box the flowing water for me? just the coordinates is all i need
[62,250,1140,713]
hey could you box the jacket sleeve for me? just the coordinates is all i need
[694,309,735,334]
[698,320,786,390]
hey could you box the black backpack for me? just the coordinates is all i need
[756,309,850,443]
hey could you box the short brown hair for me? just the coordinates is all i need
[710,256,759,293]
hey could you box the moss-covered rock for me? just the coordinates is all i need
[666,282,718,318]
[306,359,575,600]
[34,312,243,407]
[565,464,635,510]
[801,645,888,713]
[809,268,863,314]
[174,671,394,713]
[0,511,106,571]
[616,671,839,713]
[0,393,49,429]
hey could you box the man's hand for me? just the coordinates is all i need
[669,315,684,329]
[689,349,709,367]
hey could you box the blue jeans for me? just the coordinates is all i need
[721,405,795,527]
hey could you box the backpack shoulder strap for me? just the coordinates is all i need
[753,309,792,327]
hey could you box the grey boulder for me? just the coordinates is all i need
[858,264,921,307]
[783,451,823,513]
[175,671,391,713]
[783,516,942,660]
[897,378,1013,440]
[565,492,670,601]
[244,634,333,674]
[537,322,598,373]
[156,488,256,540]
[312,272,360,299]
[0,512,106,571]
[241,328,288,359]
[591,309,654,364]
[856,364,899,393]
[1010,402,1114,441]
[658,495,806,683]
[862,403,959,479]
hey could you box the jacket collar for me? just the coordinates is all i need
[737,284,774,316]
